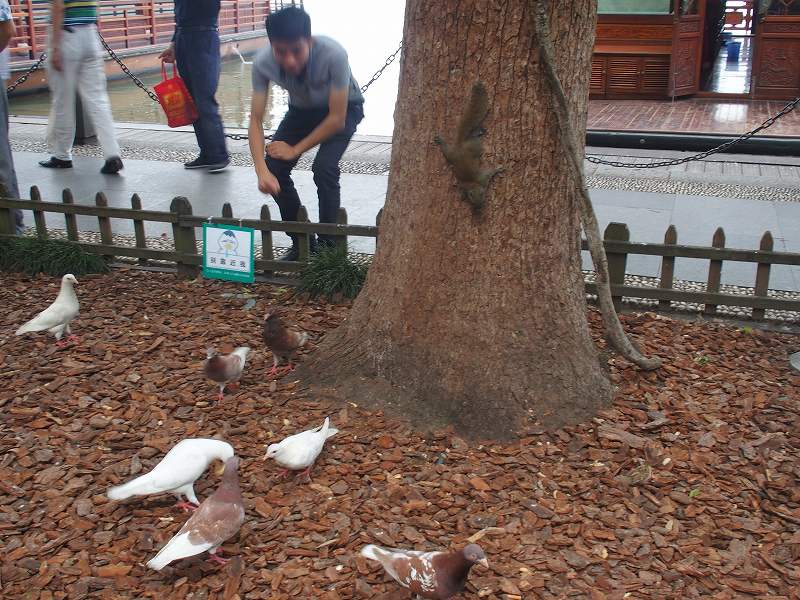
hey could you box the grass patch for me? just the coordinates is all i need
[0,236,109,277]
[299,245,369,300]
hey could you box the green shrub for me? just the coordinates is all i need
[298,245,369,300]
[0,236,109,277]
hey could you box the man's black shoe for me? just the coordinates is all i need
[184,157,210,169]
[39,157,73,169]
[100,156,124,174]
[278,246,300,262]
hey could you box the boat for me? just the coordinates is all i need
[7,0,301,95]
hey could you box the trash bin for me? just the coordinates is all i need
[727,41,741,62]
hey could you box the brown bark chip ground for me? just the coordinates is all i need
[1,271,799,599]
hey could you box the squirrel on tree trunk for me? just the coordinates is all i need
[434,81,503,212]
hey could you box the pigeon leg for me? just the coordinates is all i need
[66,334,79,343]
[228,381,240,389]
[174,501,198,513]
[298,464,313,483]
[276,468,291,479]
[217,385,225,402]
[266,365,281,379]
[278,363,295,375]
[206,549,229,565]
[55,339,68,348]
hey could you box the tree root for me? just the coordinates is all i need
[532,0,661,371]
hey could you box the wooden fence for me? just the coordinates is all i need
[1,190,799,318]
[8,0,278,62]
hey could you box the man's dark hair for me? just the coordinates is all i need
[266,6,311,42]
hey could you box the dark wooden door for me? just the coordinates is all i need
[669,0,707,96]
[752,7,800,99]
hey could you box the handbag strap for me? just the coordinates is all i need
[161,62,178,80]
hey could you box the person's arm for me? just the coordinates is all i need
[49,0,64,71]
[266,88,347,161]
[0,7,15,52]
[249,89,280,195]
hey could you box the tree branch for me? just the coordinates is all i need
[532,0,661,371]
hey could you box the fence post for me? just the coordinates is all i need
[95,192,113,261]
[752,231,773,320]
[29,185,47,238]
[62,188,79,241]
[604,222,629,312]
[0,182,13,235]
[170,196,199,278]
[296,205,311,263]
[260,204,274,274]
[222,202,233,219]
[25,0,35,58]
[335,207,348,252]
[704,227,726,316]
[658,225,676,311]
[131,193,148,265]
[375,208,383,251]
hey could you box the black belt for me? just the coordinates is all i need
[176,25,218,32]
[62,23,96,32]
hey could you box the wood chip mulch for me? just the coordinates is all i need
[1,270,798,600]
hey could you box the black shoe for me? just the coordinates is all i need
[207,159,231,173]
[39,157,73,169]
[100,156,124,174]
[184,157,210,169]
[278,246,300,262]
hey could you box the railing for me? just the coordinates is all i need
[8,0,272,62]
[0,191,798,318]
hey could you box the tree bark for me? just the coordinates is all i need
[301,0,612,440]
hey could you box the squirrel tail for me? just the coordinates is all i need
[455,81,490,143]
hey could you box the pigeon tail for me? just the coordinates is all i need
[146,531,213,571]
[106,474,157,500]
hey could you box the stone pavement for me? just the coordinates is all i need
[8,118,800,292]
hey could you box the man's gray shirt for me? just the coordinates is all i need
[251,35,363,109]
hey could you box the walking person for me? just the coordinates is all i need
[0,0,23,233]
[159,0,229,172]
[248,6,364,260]
[39,0,123,174]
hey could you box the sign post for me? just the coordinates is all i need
[202,223,255,283]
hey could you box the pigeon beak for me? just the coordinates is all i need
[477,558,490,569]
[213,460,226,476]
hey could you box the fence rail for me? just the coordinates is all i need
[0,190,798,319]
[8,0,274,62]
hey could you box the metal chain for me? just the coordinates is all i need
[586,95,800,168]
[6,52,47,94]
[98,35,403,142]
[98,33,160,103]
[359,40,403,93]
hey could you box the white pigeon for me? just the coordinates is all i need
[107,438,234,511]
[264,417,339,481]
[15,273,80,346]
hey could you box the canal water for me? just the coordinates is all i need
[9,0,405,137]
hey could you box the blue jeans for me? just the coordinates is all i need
[266,103,364,247]
[175,29,228,163]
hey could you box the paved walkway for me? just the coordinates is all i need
[8,119,800,292]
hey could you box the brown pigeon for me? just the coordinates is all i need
[360,543,488,599]
[203,346,250,401]
[262,310,308,377]
[146,456,245,570]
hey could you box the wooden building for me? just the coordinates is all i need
[591,0,800,100]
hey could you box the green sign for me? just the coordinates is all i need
[202,223,255,283]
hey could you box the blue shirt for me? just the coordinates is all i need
[174,0,220,29]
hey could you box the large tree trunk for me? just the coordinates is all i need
[302,0,611,440]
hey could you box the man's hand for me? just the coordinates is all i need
[159,43,175,63]
[257,170,281,195]
[50,47,63,72]
[266,141,299,161]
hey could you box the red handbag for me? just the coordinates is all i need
[154,63,199,128]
